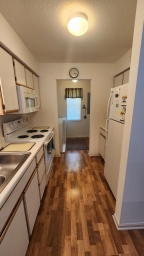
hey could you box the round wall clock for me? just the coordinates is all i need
[69,68,79,78]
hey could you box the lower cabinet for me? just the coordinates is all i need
[1,147,46,255]
[23,169,40,236]
[0,199,29,256]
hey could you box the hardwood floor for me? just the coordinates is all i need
[26,151,144,256]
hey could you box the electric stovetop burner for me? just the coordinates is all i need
[27,130,38,133]
[40,130,49,132]
[31,134,44,139]
[18,135,29,139]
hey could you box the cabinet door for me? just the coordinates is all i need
[123,69,130,84]
[1,199,29,256]
[39,173,46,200]
[25,68,34,89]
[23,170,40,236]
[114,74,123,87]
[99,134,106,160]
[0,48,19,113]
[14,59,27,86]
[37,156,45,184]
[33,75,41,107]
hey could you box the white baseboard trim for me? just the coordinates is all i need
[113,213,144,230]
[88,153,100,157]
[66,136,89,138]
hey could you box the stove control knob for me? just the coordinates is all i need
[12,122,17,127]
[9,123,13,128]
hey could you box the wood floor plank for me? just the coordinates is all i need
[71,246,78,256]
[79,201,91,252]
[77,240,85,256]
[26,149,144,256]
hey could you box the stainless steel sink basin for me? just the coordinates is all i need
[0,152,31,193]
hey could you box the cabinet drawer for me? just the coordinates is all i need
[37,156,45,184]
[0,199,29,256]
[0,159,36,232]
[36,146,44,164]
[39,174,46,200]
[100,128,107,138]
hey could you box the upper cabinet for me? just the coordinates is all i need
[114,68,130,88]
[13,59,27,86]
[0,48,19,114]
[123,69,130,84]
[33,75,41,108]
[0,45,39,115]
[25,68,34,89]
[114,74,123,87]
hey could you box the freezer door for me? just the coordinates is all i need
[109,84,128,122]
[119,83,128,123]
[109,87,120,121]
[104,119,124,199]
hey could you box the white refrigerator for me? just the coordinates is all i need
[104,83,128,199]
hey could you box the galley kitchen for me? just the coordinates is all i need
[1,1,144,256]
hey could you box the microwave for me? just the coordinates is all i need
[16,86,40,114]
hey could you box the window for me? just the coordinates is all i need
[67,98,81,121]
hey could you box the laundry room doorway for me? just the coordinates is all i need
[56,79,91,152]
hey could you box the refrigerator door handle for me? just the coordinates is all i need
[106,119,109,146]
[106,94,112,119]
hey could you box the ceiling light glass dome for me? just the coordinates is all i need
[68,13,88,36]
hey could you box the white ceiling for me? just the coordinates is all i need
[0,0,137,63]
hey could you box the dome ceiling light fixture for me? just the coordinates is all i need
[67,13,88,36]
[72,79,78,83]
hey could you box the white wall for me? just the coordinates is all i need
[0,14,39,74]
[30,63,114,156]
[114,49,131,76]
[114,0,144,229]
[57,80,90,137]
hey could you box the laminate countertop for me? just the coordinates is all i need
[0,141,43,208]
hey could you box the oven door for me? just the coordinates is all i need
[44,132,55,184]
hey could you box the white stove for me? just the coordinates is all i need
[3,118,53,143]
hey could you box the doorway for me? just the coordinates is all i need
[56,79,91,152]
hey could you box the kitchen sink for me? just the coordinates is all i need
[0,175,6,185]
[0,152,31,193]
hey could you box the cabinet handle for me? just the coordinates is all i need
[0,197,23,243]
